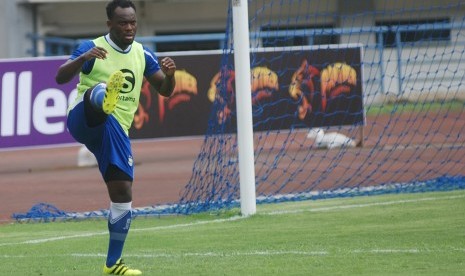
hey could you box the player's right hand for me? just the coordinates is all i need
[83,46,108,60]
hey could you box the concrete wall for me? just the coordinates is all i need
[3,0,464,57]
[0,1,34,59]
[2,0,465,102]
[36,0,229,37]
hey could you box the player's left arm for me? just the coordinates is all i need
[143,47,176,97]
[155,57,176,97]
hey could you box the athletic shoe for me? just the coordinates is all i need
[103,258,142,275]
[102,71,124,114]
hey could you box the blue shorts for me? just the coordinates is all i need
[67,101,134,181]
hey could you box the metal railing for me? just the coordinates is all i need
[27,33,229,57]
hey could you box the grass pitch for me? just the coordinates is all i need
[1,190,464,275]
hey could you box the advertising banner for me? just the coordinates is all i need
[0,45,364,149]
[132,45,364,138]
[0,57,77,149]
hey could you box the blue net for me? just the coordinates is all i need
[176,0,465,213]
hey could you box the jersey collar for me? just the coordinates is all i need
[105,34,132,53]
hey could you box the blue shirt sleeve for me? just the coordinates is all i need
[143,46,161,77]
[70,40,95,74]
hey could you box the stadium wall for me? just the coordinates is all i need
[1,1,464,54]
[0,1,34,59]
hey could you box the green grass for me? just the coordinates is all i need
[1,190,465,275]
[366,100,464,116]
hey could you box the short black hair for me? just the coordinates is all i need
[106,0,136,20]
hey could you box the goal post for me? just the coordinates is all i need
[232,0,257,216]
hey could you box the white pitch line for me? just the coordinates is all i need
[2,247,465,259]
[352,249,421,253]
[0,231,108,247]
[72,250,330,258]
[261,194,465,215]
[131,215,244,233]
[0,251,328,259]
[0,216,245,247]
[0,194,462,247]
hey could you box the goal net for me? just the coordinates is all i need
[177,0,465,213]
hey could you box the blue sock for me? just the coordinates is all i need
[89,83,106,112]
[106,202,132,267]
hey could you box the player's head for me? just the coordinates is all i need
[106,0,137,49]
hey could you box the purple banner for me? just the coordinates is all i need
[0,57,77,149]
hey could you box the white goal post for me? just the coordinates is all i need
[232,0,257,216]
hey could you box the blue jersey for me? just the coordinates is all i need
[70,39,161,77]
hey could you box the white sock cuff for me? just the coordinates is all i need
[109,202,132,219]
[89,83,106,97]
